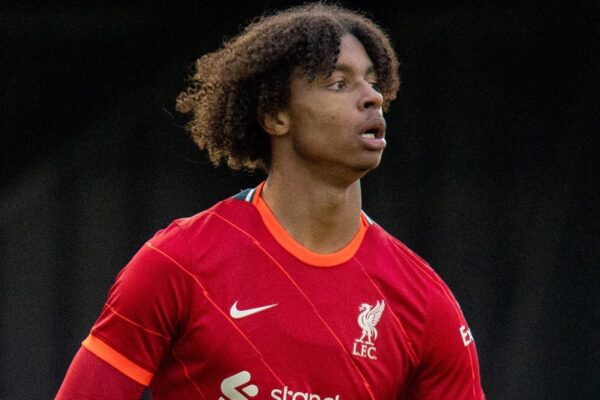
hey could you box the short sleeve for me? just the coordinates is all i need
[406,284,485,399]
[82,223,191,386]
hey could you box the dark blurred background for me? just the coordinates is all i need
[1,1,598,399]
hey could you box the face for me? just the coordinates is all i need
[274,34,387,183]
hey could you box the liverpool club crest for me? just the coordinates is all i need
[352,300,385,360]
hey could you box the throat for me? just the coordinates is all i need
[261,178,362,254]
[292,206,360,254]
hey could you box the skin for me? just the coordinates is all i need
[261,34,386,254]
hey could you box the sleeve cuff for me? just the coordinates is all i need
[82,334,153,386]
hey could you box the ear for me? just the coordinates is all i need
[259,110,290,137]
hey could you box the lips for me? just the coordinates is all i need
[359,117,386,139]
[358,117,387,151]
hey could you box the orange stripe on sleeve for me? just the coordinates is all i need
[82,334,153,386]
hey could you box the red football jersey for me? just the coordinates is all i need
[83,182,485,399]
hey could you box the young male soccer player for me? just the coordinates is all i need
[57,4,485,399]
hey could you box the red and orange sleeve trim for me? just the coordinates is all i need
[252,181,368,267]
[82,334,153,386]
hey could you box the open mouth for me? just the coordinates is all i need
[360,130,378,139]
[359,120,385,139]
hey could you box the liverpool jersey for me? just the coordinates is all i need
[83,182,485,399]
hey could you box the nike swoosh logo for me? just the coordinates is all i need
[230,301,278,319]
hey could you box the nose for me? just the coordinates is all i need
[359,82,384,111]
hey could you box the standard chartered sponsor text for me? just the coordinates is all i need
[271,386,340,400]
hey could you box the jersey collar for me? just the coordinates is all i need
[249,181,370,267]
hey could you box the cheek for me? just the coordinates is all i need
[289,114,336,155]
[288,96,351,149]
[298,102,345,131]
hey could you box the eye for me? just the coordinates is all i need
[328,80,347,90]
[368,81,381,91]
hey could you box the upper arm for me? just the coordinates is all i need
[58,224,191,396]
[405,287,485,399]
[55,347,145,400]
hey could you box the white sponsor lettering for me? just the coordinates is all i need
[220,371,340,400]
[460,325,474,346]
[271,386,340,400]
[219,371,259,400]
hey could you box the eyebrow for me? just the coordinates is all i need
[331,63,377,76]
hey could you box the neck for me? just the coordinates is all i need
[262,169,363,254]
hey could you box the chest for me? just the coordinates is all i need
[156,246,416,399]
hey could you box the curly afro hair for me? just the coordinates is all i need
[176,3,399,173]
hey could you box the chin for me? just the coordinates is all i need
[350,158,382,177]
[356,154,383,170]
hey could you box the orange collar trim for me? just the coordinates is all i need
[252,181,368,267]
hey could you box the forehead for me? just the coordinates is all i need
[333,34,376,75]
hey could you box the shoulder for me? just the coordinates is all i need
[359,222,446,292]
[358,221,465,345]
[147,191,260,253]
[159,192,256,233]
[364,222,465,320]
[101,189,262,322]
[362,224,483,396]
[103,190,258,288]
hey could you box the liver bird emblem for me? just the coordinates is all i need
[357,300,385,345]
